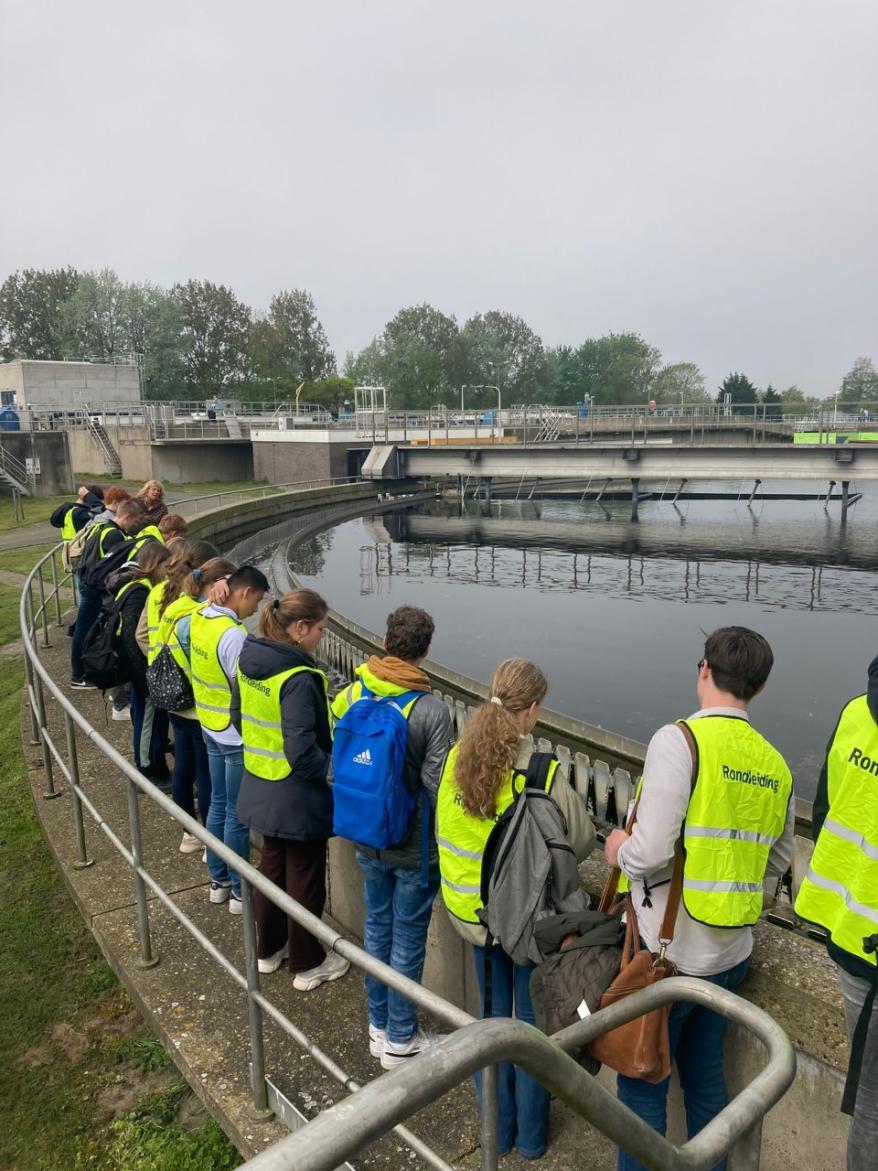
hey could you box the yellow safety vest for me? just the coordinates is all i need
[795,695,878,967]
[113,576,151,633]
[681,716,792,927]
[436,744,558,924]
[331,675,421,722]
[145,581,168,665]
[156,594,200,679]
[61,507,80,542]
[190,609,244,732]
[238,663,330,780]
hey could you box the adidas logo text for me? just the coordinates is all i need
[352,749,373,766]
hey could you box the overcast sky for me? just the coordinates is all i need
[2,0,876,394]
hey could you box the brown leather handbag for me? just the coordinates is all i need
[588,722,695,1083]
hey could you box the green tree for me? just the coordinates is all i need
[124,283,186,400]
[570,332,662,405]
[717,372,758,407]
[343,340,384,386]
[460,310,547,405]
[61,269,128,360]
[353,304,462,408]
[761,383,782,420]
[543,345,582,404]
[251,290,336,391]
[839,356,878,408]
[0,267,80,359]
[171,280,252,395]
[651,361,709,405]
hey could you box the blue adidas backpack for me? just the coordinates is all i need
[332,681,422,849]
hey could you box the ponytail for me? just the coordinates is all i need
[181,556,236,600]
[159,540,219,615]
[259,588,328,644]
[454,659,548,818]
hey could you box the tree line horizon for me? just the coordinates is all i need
[1,267,876,413]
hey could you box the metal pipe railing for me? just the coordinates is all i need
[171,476,368,517]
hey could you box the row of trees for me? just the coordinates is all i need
[1,268,876,411]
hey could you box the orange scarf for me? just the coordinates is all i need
[366,654,431,692]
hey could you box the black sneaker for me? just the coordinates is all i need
[70,679,97,690]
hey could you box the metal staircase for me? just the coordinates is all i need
[223,412,243,438]
[534,405,563,443]
[0,445,34,495]
[83,411,123,476]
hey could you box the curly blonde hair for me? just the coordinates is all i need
[453,659,548,818]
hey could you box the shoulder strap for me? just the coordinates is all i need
[523,751,556,791]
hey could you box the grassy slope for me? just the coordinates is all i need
[0,549,240,1170]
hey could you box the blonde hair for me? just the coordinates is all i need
[136,540,172,586]
[159,541,219,614]
[454,659,548,818]
[138,479,164,500]
[181,557,236,600]
[259,589,328,645]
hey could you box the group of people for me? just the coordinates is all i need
[53,486,875,1169]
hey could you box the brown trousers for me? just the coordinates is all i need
[254,836,327,974]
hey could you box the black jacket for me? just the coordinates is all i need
[112,570,150,695]
[50,498,98,533]
[812,653,878,983]
[234,636,333,842]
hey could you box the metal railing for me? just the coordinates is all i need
[172,476,368,517]
[20,500,798,1170]
[0,442,34,494]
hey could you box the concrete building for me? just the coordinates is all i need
[0,359,141,415]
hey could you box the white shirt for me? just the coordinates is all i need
[616,706,796,976]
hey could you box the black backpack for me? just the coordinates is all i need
[80,589,140,689]
[146,644,194,712]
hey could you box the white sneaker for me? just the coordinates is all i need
[380,1030,440,1071]
[292,952,350,992]
[111,705,131,722]
[179,833,201,854]
[228,894,243,916]
[201,848,207,864]
[369,1025,388,1058]
[258,943,289,974]
[209,881,231,904]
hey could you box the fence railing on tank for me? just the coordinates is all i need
[171,476,369,518]
[21,517,796,1171]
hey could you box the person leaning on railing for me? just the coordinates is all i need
[436,659,595,1161]
[233,589,349,992]
[795,654,878,1171]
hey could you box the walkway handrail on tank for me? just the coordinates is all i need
[21,523,795,1171]
[171,475,367,516]
[238,979,796,1171]
[0,441,34,494]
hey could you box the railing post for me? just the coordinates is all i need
[728,1116,764,1170]
[24,648,40,746]
[126,775,160,968]
[480,1063,499,1171]
[240,876,274,1119]
[36,565,51,648]
[64,712,94,869]
[49,548,63,626]
[32,672,60,799]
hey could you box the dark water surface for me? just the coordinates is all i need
[289,484,878,799]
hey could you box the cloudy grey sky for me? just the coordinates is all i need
[2,0,876,394]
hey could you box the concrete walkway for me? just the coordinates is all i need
[21,617,619,1169]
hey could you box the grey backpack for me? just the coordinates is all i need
[478,753,589,972]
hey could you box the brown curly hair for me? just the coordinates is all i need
[385,606,434,661]
[453,659,548,818]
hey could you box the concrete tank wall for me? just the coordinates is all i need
[0,359,141,411]
[0,431,73,495]
[150,442,253,485]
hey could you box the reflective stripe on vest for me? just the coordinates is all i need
[682,716,792,928]
[189,610,244,732]
[238,663,330,780]
[331,678,420,721]
[113,577,150,634]
[795,694,878,966]
[155,594,199,679]
[145,581,168,665]
[436,743,558,924]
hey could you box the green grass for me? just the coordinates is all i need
[0,541,55,576]
[0,492,72,532]
[0,545,241,1169]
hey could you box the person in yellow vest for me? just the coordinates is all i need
[113,541,172,785]
[795,657,878,1171]
[190,565,268,914]
[604,626,795,1171]
[235,589,349,991]
[330,606,454,1067]
[137,541,220,854]
[437,659,594,1160]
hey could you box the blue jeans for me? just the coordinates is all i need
[617,955,752,1171]
[473,944,550,1160]
[169,713,211,824]
[129,684,168,773]
[203,734,248,898]
[356,853,439,1043]
[70,580,103,681]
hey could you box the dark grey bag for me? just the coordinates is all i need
[145,645,193,712]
